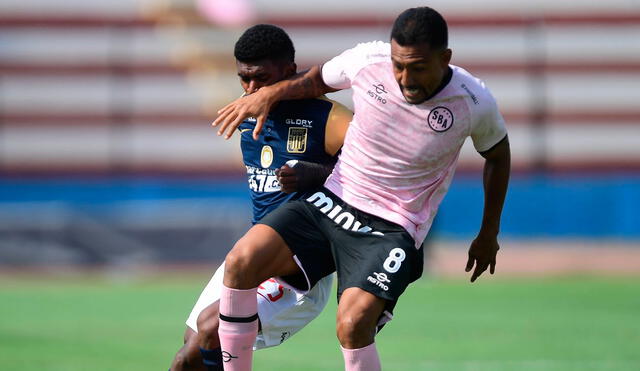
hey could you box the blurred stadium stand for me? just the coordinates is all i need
[1,0,639,268]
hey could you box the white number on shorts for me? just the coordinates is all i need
[383,248,406,273]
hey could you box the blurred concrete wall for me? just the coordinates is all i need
[1,0,639,173]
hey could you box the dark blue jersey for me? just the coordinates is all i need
[238,98,347,224]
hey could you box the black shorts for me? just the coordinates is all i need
[259,187,424,306]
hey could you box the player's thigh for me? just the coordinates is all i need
[337,287,386,330]
[224,224,300,287]
[259,199,334,292]
[334,229,422,301]
[335,287,386,346]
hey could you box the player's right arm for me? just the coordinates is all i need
[213,65,337,140]
[214,40,383,140]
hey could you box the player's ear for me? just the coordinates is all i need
[285,62,297,78]
[441,49,452,66]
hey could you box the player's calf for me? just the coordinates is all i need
[170,328,207,371]
[196,303,224,371]
[219,225,299,370]
[196,302,221,350]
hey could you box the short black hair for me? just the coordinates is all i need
[391,7,448,49]
[234,24,295,63]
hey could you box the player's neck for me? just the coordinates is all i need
[424,66,453,102]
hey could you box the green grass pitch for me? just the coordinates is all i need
[1,273,639,370]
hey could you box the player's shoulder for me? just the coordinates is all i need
[450,65,498,110]
[278,97,332,113]
[280,96,350,115]
[275,97,350,128]
[353,40,390,56]
[316,96,351,113]
[316,96,353,122]
[340,40,390,64]
[450,65,488,92]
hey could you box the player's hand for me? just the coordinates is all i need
[212,87,276,140]
[275,164,299,193]
[465,234,500,283]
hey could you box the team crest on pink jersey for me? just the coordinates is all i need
[428,106,454,132]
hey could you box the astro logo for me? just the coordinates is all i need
[306,192,384,235]
[373,84,387,94]
[373,272,390,283]
[367,83,388,104]
[367,272,391,291]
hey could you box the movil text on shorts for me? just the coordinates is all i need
[306,192,384,235]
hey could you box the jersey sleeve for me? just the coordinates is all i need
[321,41,389,90]
[470,89,508,153]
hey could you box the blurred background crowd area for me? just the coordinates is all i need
[0,0,639,272]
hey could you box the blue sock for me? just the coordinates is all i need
[199,347,223,371]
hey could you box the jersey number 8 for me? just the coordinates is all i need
[383,248,406,273]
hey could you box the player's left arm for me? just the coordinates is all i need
[466,135,511,282]
[466,89,511,282]
[276,100,353,193]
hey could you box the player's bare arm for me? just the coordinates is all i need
[213,65,337,140]
[466,135,511,282]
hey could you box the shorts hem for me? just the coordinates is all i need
[277,255,311,294]
[342,283,398,303]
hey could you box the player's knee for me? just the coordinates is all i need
[224,240,264,287]
[171,346,189,371]
[336,312,377,348]
[196,309,220,349]
[172,328,201,371]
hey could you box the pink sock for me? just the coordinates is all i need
[218,285,259,371]
[341,343,381,371]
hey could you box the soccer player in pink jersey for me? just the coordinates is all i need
[212,7,510,371]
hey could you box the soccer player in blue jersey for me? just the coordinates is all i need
[169,24,352,371]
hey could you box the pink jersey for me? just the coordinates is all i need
[321,41,507,248]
